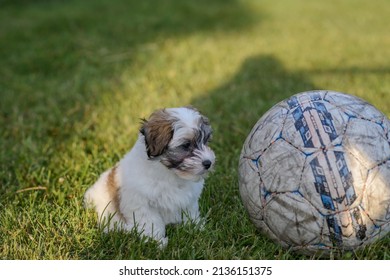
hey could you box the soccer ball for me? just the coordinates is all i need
[238,90,390,255]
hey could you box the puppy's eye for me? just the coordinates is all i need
[180,142,191,150]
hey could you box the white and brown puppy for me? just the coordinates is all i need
[84,107,215,246]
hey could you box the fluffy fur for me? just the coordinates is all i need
[84,107,215,247]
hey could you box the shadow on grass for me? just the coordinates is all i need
[192,54,315,154]
[188,54,316,259]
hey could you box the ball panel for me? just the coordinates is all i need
[343,118,390,169]
[258,139,306,193]
[299,147,367,214]
[324,91,385,123]
[283,91,347,151]
[364,162,390,225]
[264,192,323,247]
[244,104,289,159]
[238,158,264,221]
[384,118,390,140]
[342,149,368,203]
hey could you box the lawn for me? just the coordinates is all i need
[0,0,389,259]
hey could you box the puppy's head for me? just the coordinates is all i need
[140,107,215,181]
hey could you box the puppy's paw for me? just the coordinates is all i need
[195,217,206,231]
[158,237,168,249]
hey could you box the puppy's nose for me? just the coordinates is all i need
[202,160,212,170]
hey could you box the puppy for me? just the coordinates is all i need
[84,107,215,247]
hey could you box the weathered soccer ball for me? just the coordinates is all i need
[238,90,390,255]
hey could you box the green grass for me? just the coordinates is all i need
[1,0,389,260]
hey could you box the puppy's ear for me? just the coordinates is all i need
[140,109,175,158]
[200,115,213,143]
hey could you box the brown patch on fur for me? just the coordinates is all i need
[106,165,126,222]
[140,109,176,158]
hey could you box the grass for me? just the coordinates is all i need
[0,0,389,260]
